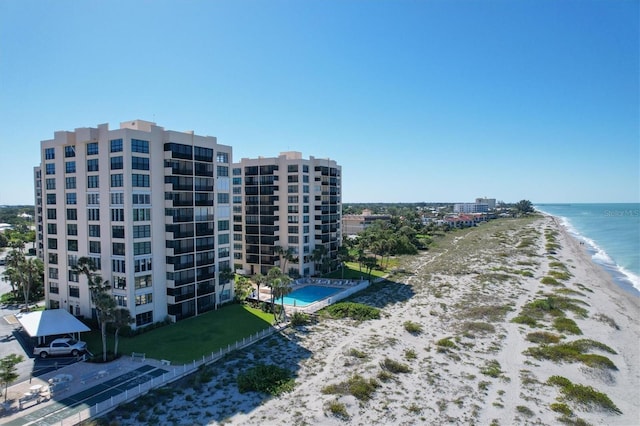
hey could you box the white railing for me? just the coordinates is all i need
[51,326,280,425]
[287,279,370,315]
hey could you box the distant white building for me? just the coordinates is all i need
[475,198,496,210]
[454,203,489,214]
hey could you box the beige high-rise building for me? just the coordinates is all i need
[232,152,342,277]
[35,120,233,327]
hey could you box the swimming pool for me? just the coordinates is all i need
[281,285,343,307]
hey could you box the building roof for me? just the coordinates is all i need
[17,309,91,337]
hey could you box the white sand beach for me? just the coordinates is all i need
[107,215,639,425]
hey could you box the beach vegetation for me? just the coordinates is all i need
[289,311,311,327]
[480,360,502,378]
[550,402,573,416]
[512,314,539,327]
[347,348,368,359]
[435,337,457,350]
[548,270,572,281]
[403,320,423,334]
[554,288,585,297]
[549,261,568,270]
[380,357,411,374]
[547,375,622,414]
[574,283,594,293]
[461,304,512,322]
[525,340,617,370]
[460,321,495,337]
[377,370,394,382]
[321,374,380,401]
[514,199,535,215]
[516,405,535,417]
[324,302,380,321]
[541,276,561,285]
[557,416,592,426]
[526,331,561,344]
[593,313,620,330]
[554,318,582,334]
[325,400,350,420]
[236,363,295,396]
[404,348,417,360]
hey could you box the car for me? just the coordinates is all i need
[33,338,87,358]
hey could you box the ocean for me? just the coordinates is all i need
[535,203,640,295]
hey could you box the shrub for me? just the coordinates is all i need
[480,360,502,378]
[512,315,538,327]
[526,331,561,344]
[403,320,423,334]
[325,302,380,321]
[541,276,561,286]
[461,321,496,335]
[550,402,573,416]
[554,318,582,335]
[348,348,367,359]
[547,375,622,414]
[290,311,311,326]
[525,341,617,370]
[322,374,380,401]
[548,270,571,281]
[516,405,534,417]
[593,313,620,330]
[325,400,349,420]
[380,357,411,374]
[404,349,417,360]
[236,363,294,396]
[436,337,457,349]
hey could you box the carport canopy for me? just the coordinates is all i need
[17,309,90,343]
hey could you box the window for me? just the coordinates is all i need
[134,257,152,272]
[87,208,100,221]
[288,226,298,234]
[86,193,99,205]
[288,215,299,224]
[134,275,152,289]
[112,242,125,256]
[288,185,298,193]
[110,174,123,187]
[66,193,77,205]
[45,148,55,160]
[218,247,229,258]
[113,276,127,290]
[195,146,213,162]
[110,156,123,170]
[68,255,78,268]
[64,146,75,158]
[65,161,76,173]
[89,241,101,254]
[288,236,299,244]
[89,256,101,270]
[216,152,228,163]
[134,241,151,255]
[288,164,298,172]
[63,178,75,191]
[303,165,309,172]
[46,194,56,205]
[87,175,99,188]
[66,208,77,220]
[217,193,229,204]
[67,224,77,236]
[46,178,56,190]
[288,175,299,183]
[47,238,57,249]
[49,282,59,294]
[112,226,125,238]
[45,163,55,175]
[67,239,78,251]
[131,139,149,153]
[133,225,150,238]
[132,157,149,170]
[135,293,153,306]
[86,142,99,155]
[288,195,298,203]
[48,253,58,264]
[48,267,58,279]
[132,193,151,204]
[69,286,80,298]
[288,205,299,213]
[132,174,150,187]
[110,192,124,205]
[218,220,229,231]
[68,270,79,282]
[114,295,127,307]
[135,311,153,327]
[112,259,126,273]
[110,138,123,152]
[88,224,100,237]
[87,158,99,172]
[47,223,57,234]
[111,208,124,221]
[47,208,56,219]
[218,234,229,245]
[216,165,229,177]
[133,208,151,221]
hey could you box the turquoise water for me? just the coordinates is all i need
[282,285,342,307]
[535,203,639,294]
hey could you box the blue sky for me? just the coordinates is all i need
[0,0,638,204]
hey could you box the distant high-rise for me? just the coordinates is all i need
[35,120,233,327]
[232,152,342,277]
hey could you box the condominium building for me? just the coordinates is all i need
[232,152,341,277]
[35,120,233,327]
[475,197,496,210]
[342,209,392,236]
[454,202,489,214]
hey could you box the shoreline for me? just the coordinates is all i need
[99,215,640,425]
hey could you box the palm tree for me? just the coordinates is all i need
[0,354,24,402]
[112,308,134,357]
[310,245,328,276]
[253,273,267,302]
[20,257,43,312]
[275,246,297,276]
[336,245,350,279]
[217,267,235,308]
[94,292,116,361]
[266,267,292,323]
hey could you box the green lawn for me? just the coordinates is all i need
[84,304,273,364]
[324,262,387,280]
